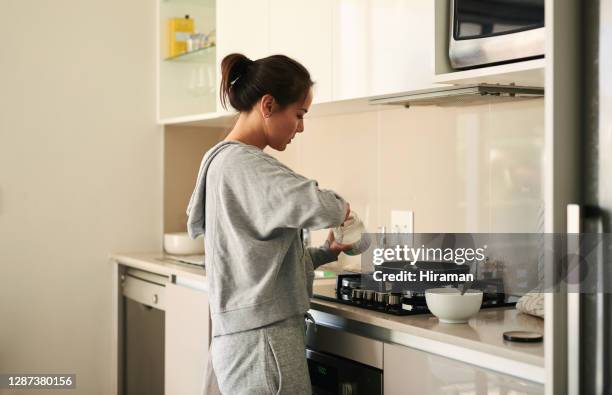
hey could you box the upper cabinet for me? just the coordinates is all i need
[216,0,270,112]
[157,0,544,126]
[217,0,270,61]
[332,0,435,100]
[218,0,333,105]
[158,0,437,124]
[269,0,333,104]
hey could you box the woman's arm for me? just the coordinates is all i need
[222,151,349,234]
[306,230,353,269]
[306,246,337,269]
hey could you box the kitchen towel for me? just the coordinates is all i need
[516,292,544,318]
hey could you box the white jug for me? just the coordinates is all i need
[333,211,371,256]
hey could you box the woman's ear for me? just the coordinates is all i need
[260,94,275,118]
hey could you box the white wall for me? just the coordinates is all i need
[270,99,545,271]
[0,1,161,394]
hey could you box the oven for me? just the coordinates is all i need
[306,349,382,395]
[449,0,545,69]
[305,320,383,395]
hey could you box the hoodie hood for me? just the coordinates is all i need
[186,140,238,239]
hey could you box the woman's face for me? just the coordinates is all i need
[263,88,313,151]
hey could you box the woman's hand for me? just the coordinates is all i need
[324,229,353,257]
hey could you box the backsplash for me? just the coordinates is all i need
[268,99,545,265]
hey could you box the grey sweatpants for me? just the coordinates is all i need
[203,315,311,395]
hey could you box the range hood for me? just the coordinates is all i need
[369,84,544,108]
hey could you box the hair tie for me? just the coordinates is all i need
[230,59,254,88]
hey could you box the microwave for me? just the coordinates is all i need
[449,0,545,69]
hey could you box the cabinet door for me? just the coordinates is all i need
[383,343,543,395]
[331,0,369,100]
[368,0,435,96]
[269,0,333,104]
[216,0,270,110]
[217,0,270,59]
[165,282,210,395]
[332,0,435,101]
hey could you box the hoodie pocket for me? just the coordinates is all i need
[264,330,282,395]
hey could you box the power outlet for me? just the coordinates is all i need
[390,210,414,233]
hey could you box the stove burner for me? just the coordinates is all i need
[320,273,515,316]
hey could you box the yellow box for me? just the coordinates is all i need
[168,15,195,57]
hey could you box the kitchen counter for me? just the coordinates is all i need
[110,252,206,282]
[309,279,544,383]
[310,279,543,364]
[110,252,545,383]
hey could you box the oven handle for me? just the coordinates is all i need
[306,348,381,373]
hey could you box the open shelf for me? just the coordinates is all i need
[164,44,215,62]
[158,0,217,120]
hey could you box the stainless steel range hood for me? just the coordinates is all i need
[369,84,544,108]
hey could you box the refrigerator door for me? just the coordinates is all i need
[601,0,612,389]
[566,205,608,395]
[578,0,612,393]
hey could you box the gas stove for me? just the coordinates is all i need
[312,272,517,316]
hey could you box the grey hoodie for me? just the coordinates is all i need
[187,141,347,336]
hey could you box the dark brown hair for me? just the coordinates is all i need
[220,53,314,112]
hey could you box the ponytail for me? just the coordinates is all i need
[219,53,313,112]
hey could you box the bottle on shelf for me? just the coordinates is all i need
[167,15,194,57]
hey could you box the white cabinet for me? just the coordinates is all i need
[383,343,543,395]
[216,0,270,64]
[332,0,435,100]
[161,0,437,125]
[269,0,333,104]
[331,0,369,100]
[367,0,435,95]
[217,0,334,104]
[164,281,210,395]
[215,0,270,111]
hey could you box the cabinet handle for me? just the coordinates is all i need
[153,294,159,304]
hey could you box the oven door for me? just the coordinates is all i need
[449,0,545,69]
[306,348,383,395]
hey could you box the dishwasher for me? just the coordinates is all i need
[121,268,167,395]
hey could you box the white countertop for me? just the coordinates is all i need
[110,252,544,380]
[110,252,206,281]
[310,281,544,366]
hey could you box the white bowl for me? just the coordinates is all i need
[425,288,483,324]
[164,232,204,255]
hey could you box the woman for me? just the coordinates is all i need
[187,53,351,395]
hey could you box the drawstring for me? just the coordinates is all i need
[304,312,317,334]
